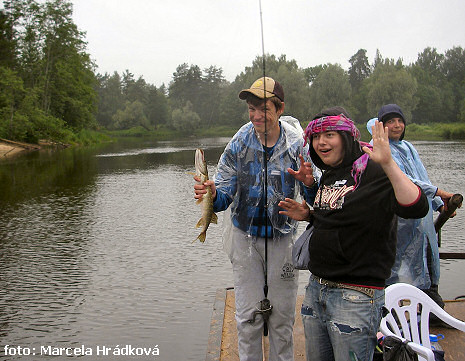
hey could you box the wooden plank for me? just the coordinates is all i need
[430,299,465,361]
[220,289,240,361]
[206,288,227,361]
[439,252,465,259]
[212,291,465,361]
[218,290,306,361]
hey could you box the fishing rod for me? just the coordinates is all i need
[260,0,271,336]
[247,0,273,338]
[434,193,463,247]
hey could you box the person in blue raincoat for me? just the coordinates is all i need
[367,104,455,308]
[194,77,318,361]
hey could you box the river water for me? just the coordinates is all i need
[0,138,464,361]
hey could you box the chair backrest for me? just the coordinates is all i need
[381,283,435,348]
[380,283,465,360]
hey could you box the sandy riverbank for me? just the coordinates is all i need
[0,138,41,159]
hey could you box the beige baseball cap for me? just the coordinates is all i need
[239,77,284,101]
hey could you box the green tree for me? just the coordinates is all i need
[459,98,465,122]
[0,66,26,138]
[365,62,418,121]
[441,46,465,83]
[96,72,124,128]
[308,64,351,118]
[276,63,310,121]
[302,65,325,85]
[348,49,372,121]
[235,54,311,121]
[441,46,465,121]
[39,0,97,129]
[1,0,98,139]
[3,0,43,88]
[0,9,17,68]
[373,49,383,70]
[199,65,226,127]
[416,47,444,79]
[122,70,149,104]
[0,65,69,142]
[237,54,299,87]
[171,101,200,133]
[169,63,202,113]
[218,81,246,127]
[239,54,282,82]
[348,49,371,92]
[409,68,442,123]
[95,70,171,130]
[51,51,97,129]
[112,100,148,130]
[145,84,170,128]
[410,48,448,123]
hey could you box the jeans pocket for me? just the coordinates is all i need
[301,304,314,317]
[342,288,373,303]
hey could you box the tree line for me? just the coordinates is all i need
[1,0,464,144]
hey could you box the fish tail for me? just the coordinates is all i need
[193,231,206,243]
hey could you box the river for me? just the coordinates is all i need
[0,138,464,361]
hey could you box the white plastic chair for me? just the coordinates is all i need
[380,283,465,361]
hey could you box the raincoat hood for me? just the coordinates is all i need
[377,104,406,140]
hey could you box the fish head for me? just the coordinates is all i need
[195,148,208,177]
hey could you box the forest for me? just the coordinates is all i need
[1,0,465,144]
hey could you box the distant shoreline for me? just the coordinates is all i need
[2,122,464,160]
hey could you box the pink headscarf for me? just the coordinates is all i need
[304,114,371,190]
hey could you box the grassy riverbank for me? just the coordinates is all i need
[104,122,465,142]
[356,122,465,142]
[2,122,465,160]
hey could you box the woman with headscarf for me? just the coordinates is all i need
[279,111,429,361]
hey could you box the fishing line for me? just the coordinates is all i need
[259,0,273,337]
[259,0,268,299]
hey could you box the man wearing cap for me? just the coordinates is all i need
[369,104,454,311]
[194,77,318,361]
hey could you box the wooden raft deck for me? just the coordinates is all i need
[206,288,465,361]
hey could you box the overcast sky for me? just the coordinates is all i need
[71,0,465,87]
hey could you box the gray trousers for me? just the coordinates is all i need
[229,227,298,361]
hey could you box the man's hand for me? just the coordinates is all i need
[287,154,315,187]
[278,198,311,221]
[194,176,216,201]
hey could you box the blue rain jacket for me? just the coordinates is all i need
[386,140,443,288]
[213,119,318,239]
[367,118,442,288]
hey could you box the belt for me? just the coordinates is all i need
[311,274,378,298]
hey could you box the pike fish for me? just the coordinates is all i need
[194,148,218,243]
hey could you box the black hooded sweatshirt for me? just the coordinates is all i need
[308,133,428,287]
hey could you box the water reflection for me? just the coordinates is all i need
[0,138,232,361]
[0,138,464,360]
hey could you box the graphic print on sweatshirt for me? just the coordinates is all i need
[314,182,355,210]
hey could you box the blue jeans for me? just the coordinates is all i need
[301,276,384,361]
